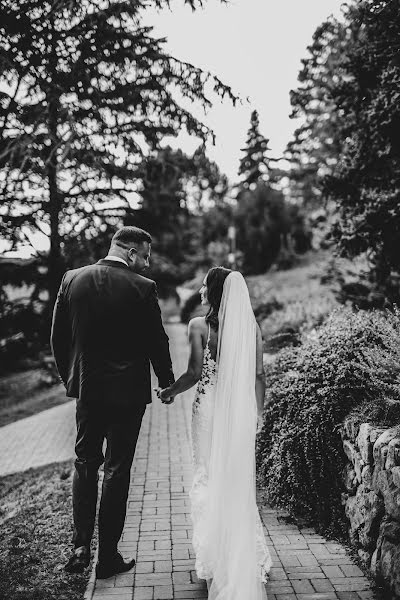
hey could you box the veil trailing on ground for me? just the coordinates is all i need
[198,271,269,600]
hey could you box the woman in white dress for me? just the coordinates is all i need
[159,267,272,599]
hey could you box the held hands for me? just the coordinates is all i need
[154,387,175,405]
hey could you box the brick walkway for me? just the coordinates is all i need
[88,324,376,600]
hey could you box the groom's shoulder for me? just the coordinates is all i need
[129,272,156,292]
[63,265,89,281]
[62,265,156,294]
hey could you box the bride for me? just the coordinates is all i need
[159,267,272,599]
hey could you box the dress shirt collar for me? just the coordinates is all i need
[104,255,129,267]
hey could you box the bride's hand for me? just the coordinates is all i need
[157,387,175,404]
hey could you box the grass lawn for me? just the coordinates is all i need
[246,249,335,309]
[0,460,95,600]
[0,369,68,428]
[246,250,339,351]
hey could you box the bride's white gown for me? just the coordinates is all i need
[189,323,272,595]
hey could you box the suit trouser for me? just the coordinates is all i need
[72,389,146,561]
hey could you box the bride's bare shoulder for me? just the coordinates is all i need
[188,316,207,333]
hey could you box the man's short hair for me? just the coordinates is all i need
[111,226,152,249]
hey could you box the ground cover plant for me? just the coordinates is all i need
[0,460,94,600]
[0,371,66,428]
[256,307,400,537]
[247,250,338,351]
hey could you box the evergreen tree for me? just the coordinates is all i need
[126,145,230,284]
[234,182,291,274]
[325,0,400,298]
[0,0,237,313]
[238,109,274,189]
[286,16,350,208]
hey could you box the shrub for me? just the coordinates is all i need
[260,295,337,352]
[257,307,400,536]
[253,298,283,321]
[0,296,47,374]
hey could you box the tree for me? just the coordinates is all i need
[0,0,237,316]
[238,109,275,189]
[125,144,231,286]
[234,183,292,274]
[286,15,350,208]
[325,0,400,298]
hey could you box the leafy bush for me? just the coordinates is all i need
[321,255,389,310]
[257,307,400,536]
[247,251,336,312]
[260,295,337,352]
[253,298,283,321]
[0,296,47,374]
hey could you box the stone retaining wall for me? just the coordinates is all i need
[341,419,400,598]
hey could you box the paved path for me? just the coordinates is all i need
[0,398,75,477]
[0,323,376,599]
[88,324,376,600]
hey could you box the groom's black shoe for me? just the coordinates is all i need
[96,552,136,579]
[64,546,90,573]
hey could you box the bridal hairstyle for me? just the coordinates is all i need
[111,226,152,248]
[204,266,232,331]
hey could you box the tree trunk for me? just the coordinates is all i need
[47,150,62,315]
[46,18,63,327]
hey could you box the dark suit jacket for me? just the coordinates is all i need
[50,259,174,405]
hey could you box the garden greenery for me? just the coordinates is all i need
[257,307,400,536]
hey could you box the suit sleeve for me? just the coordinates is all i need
[50,273,70,386]
[145,282,175,388]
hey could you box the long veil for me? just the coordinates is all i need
[197,271,270,600]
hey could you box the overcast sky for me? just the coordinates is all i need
[2,0,346,257]
[146,0,345,182]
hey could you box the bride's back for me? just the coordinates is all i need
[206,320,218,362]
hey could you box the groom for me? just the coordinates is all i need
[51,226,175,578]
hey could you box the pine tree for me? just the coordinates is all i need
[0,0,237,313]
[128,144,229,273]
[238,110,273,189]
[286,16,350,208]
[325,0,400,299]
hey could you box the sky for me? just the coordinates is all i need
[146,0,345,182]
[2,0,345,258]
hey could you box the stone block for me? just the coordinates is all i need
[344,484,384,549]
[343,441,365,483]
[392,466,400,489]
[379,536,400,599]
[375,469,400,521]
[369,426,388,445]
[343,464,358,494]
[357,424,373,465]
[373,427,400,468]
[343,440,357,464]
[361,465,373,490]
[386,437,400,470]
[342,418,360,442]
[357,549,372,568]
[380,518,400,543]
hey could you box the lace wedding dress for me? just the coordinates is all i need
[190,318,272,599]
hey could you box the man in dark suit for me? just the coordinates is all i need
[51,226,174,578]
